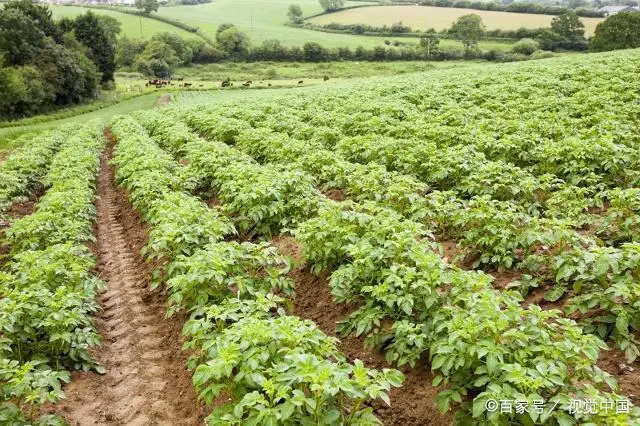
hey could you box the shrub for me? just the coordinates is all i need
[511,38,539,55]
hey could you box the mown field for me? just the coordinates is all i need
[2,49,640,425]
[309,5,604,35]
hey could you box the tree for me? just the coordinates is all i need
[551,12,585,40]
[139,40,180,67]
[287,4,304,24]
[115,36,147,68]
[419,33,440,57]
[0,9,46,66]
[152,32,192,64]
[73,12,116,83]
[216,26,251,57]
[96,15,122,45]
[449,14,485,53]
[319,0,344,12]
[303,42,329,61]
[4,0,61,42]
[135,0,159,15]
[590,12,640,52]
[216,23,236,35]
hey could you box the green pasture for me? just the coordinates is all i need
[49,5,201,40]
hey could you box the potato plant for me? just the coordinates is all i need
[110,117,405,425]
[0,125,105,424]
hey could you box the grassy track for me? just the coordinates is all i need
[309,5,604,35]
[49,5,201,40]
[0,93,159,149]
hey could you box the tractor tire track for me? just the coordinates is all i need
[53,133,204,425]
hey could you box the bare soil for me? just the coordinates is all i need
[598,349,640,405]
[272,235,453,426]
[50,132,205,425]
[156,94,173,108]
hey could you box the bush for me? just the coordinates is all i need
[511,38,539,55]
[530,49,554,59]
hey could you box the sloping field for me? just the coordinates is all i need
[49,5,201,39]
[309,5,604,35]
[4,50,640,425]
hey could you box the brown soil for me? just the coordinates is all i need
[156,94,173,108]
[598,348,640,404]
[272,236,453,426]
[324,189,346,202]
[50,132,205,425]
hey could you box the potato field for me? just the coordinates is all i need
[2,49,640,426]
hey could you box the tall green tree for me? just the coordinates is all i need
[287,4,304,24]
[152,32,193,64]
[4,0,61,42]
[449,14,485,53]
[551,12,585,40]
[0,9,46,65]
[73,12,116,83]
[216,26,251,57]
[319,0,344,12]
[590,12,640,51]
[135,0,159,15]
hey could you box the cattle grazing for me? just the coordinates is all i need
[177,77,184,81]
[221,80,230,87]
[268,83,272,87]
[298,80,304,85]
[323,75,329,81]
[242,82,251,87]
[184,83,192,87]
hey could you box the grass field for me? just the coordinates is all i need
[47,2,516,51]
[0,93,159,148]
[173,59,486,81]
[309,5,604,35]
[49,5,201,40]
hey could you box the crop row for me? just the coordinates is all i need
[0,131,66,225]
[177,107,640,366]
[109,116,403,425]
[133,110,640,424]
[0,125,105,425]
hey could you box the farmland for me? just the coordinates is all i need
[2,47,640,425]
[308,5,604,36]
[49,5,201,40]
[47,2,515,50]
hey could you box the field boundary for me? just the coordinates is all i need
[305,1,603,21]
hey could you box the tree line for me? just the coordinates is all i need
[0,0,117,120]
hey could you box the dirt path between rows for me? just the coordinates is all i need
[51,134,204,425]
[272,236,453,426]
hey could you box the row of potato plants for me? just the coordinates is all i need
[109,115,403,425]
[179,107,640,365]
[0,125,105,425]
[0,131,67,225]
[139,110,640,425]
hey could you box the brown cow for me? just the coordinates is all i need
[298,80,304,85]
[242,82,251,87]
